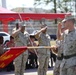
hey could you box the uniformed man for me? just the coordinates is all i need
[53,22,66,75]
[60,15,76,75]
[12,21,30,75]
[34,24,51,75]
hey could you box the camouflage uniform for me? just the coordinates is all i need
[53,40,63,75]
[60,29,76,75]
[14,31,30,75]
[37,33,51,75]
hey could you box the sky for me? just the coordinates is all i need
[0,0,54,10]
[0,0,75,15]
[0,0,35,9]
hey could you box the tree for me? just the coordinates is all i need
[34,0,75,13]
[34,0,57,23]
[34,0,75,24]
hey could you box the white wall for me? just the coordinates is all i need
[2,0,6,8]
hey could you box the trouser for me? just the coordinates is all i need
[53,59,62,75]
[38,54,50,75]
[60,64,76,75]
[14,54,28,75]
[53,62,60,75]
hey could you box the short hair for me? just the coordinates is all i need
[41,24,47,28]
[10,36,14,39]
[0,36,3,44]
[69,19,75,24]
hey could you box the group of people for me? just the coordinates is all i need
[0,14,76,75]
[11,21,52,75]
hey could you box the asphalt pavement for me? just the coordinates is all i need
[0,68,53,75]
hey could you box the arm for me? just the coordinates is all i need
[51,45,58,54]
[51,22,62,54]
[35,26,47,39]
[57,22,62,40]
[12,28,21,38]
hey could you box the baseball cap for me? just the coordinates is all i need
[62,15,75,23]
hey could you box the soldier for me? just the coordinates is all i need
[34,24,51,75]
[60,15,76,75]
[12,21,30,75]
[53,22,66,75]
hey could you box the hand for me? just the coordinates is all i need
[51,45,57,49]
[57,22,62,30]
[41,26,47,32]
[51,45,58,54]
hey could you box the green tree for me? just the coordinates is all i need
[34,0,75,13]
[34,0,57,23]
[34,0,75,23]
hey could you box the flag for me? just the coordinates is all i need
[0,46,27,68]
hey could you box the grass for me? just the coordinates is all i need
[50,40,56,46]
[35,40,56,46]
[48,73,53,75]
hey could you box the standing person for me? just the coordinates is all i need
[34,24,51,75]
[6,36,15,47]
[28,34,38,68]
[12,22,30,75]
[5,36,15,71]
[53,22,66,75]
[60,15,76,75]
[50,51,56,67]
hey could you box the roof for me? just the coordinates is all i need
[0,7,71,20]
[0,13,71,20]
[0,7,15,13]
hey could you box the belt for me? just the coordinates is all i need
[57,56,63,60]
[63,53,76,59]
[57,54,63,60]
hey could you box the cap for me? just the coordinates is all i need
[30,33,35,38]
[30,30,38,36]
[62,15,75,23]
[30,33,35,36]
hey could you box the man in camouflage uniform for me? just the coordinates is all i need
[60,15,76,75]
[53,22,65,75]
[12,22,30,75]
[35,24,51,75]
